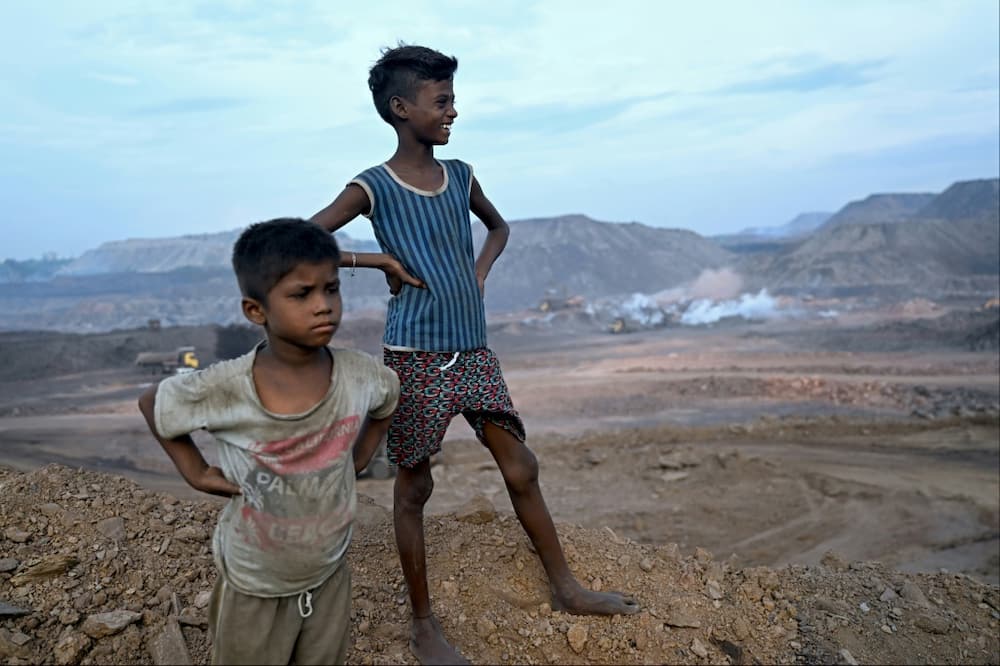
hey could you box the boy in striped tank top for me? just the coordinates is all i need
[312,44,639,664]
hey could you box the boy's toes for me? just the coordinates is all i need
[553,589,641,616]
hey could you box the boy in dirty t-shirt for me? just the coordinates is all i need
[137,218,400,665]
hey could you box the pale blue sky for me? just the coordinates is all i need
[1,0,997,259]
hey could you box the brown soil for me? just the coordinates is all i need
[1,465,997,665]
[1,306,998,664]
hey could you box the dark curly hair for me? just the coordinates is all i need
[232,218,340,303]
[368,44,458,124]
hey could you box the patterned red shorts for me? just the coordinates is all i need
[382,347,525,469]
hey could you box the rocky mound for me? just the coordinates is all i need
[473,215,734,311]
[745,218,999,293]
[2,465,997,665]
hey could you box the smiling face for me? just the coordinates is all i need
[243,260,342,351]
[395,78,457,145]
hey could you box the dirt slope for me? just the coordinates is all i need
[1,465,997,665]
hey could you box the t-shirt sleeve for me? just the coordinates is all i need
[368,362,400,420]
[153,367,227,439]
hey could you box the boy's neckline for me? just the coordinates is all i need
[381,161,449,197]
[248,342,337,420]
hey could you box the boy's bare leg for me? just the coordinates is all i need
[481,421,640,615]
[394,460,469,665]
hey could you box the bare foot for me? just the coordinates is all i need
[410,615,468,665]
[552,585,640,615]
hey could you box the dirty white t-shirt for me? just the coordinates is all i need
[154,345,399,597]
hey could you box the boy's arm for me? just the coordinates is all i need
[352,415,393,475]
[469,177,509,295]
[310,184,425,295]
[137,385,241,498]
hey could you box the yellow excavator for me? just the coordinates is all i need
[135,346,200,375]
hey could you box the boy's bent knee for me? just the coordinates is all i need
[502,446,539,494]
[394,464,434,508]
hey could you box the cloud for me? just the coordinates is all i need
[130,96,248,116]
[468,92,674,134]
[716,59,888,95]
[86,71,139,86]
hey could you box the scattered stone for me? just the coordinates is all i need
[839,647,859,665]
[706,579,723,600]
[0,558,19,573]
[96,516,126,542]
[10,555,79,586]
[0,601,30,617]
[193,590,212,609]
[456,494,496,525]
[639,557,654,572]
[666,607,701,629]
[880,587,899,602]
[690,637,709,658]
[58,609,79,625]
[53,630,91,666]
[901,581,930,607]
[173,525,206,542]
[80,609,142,638]
[4,527,30,543]
[821,551,849,571]
[354,497,391,531]
[567,623,588,653]
[178,606,208,628]
[914,612,950,634]
[0,629,29,660]
[732,616,751,641]
[476,617,496,638]
[815,596,851,615]
[148,617,192,665]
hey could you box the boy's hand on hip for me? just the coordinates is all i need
[191,466,241,498]
[380,255,425,295]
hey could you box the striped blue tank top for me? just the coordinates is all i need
[350,160,487,352]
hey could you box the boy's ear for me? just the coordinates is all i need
[241,297,267,327]
[389,95,408,121]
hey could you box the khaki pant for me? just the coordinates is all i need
[208,563,351,665]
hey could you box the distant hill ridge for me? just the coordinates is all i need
[1,177,997,330]
[56,229,381,277]
[913,178,1000,223]
[821,178,999,230]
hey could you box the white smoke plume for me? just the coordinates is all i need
[680,289,786,325]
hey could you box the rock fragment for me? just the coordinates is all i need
[566,623,588,653]
[80,610,142,638]
[10,555,79,586]
[148,617,192,665]
[96,517,126,542]
[456,494,496,524]
[53,630,91,666]
[0,601,30,617]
